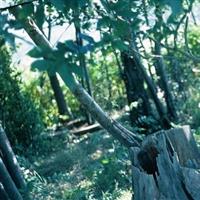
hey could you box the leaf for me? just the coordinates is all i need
[101,159,109,165]
[161,0,183,16]
[97,17,111,30]
[28,47,43,58]
[51,0,66,11]
[57,64,75,89]
[112,40,129,51]
[68,64,83,78]
[34,1,45,30]
[31,59,51,72]
[8,20,23,30]
[18,3,34,19]
[65,40,79,53]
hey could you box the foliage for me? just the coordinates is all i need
[88,51,126,111]
[22,74,60,127]
[18,129,132,200]
[0,41,43,149]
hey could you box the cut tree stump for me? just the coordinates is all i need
[130,126,200,200]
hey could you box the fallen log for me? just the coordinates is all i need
[71,123,102,136]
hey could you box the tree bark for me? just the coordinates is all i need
[75,24,94,125]
[154,41,177,120]
[0,157,23,200]
[0,125,26,191]
[130,34,171,128]
[130,126,200,200]
[121,52,151,122]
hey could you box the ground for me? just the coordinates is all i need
[19,126,133,200]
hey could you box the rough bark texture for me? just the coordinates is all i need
[130,34,171,128]
[121,52,150,122]
[130,126,200,200]
[0,125,26,190]
[154,41,177,120]
[0,157,23,200]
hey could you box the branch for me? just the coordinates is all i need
[10,12,141,147]
[0,0,38,11]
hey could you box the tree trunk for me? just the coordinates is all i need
[154,41,177,121]
[0,184,10,200]
[11,11,200,200]
[130,126,200,200]
[130,34,171,128]
[0,157,23,200]
[0,125,26,191]
[121,52,151,123]
[11,14,141,147]
[75,24,94,125]
[48,73,73,119]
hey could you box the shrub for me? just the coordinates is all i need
[0,40,43,149]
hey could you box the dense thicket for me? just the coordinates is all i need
[0,38,43,148]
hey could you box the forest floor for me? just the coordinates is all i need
[20,121,133,200]
[19,117,200,200]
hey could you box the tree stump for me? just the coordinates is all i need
[130,126,200,200]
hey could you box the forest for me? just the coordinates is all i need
[0,0,200,199]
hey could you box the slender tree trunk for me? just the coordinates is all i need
[104,60,112,101]
[75,23,94,124]
[154,40,177,121]
[45,16,73,120]
[0,125,26,191]
[48,73,73,118]
[130,33,171,128]
[120,52,151,123]
[152,4,177,121]
[0,157,23,200]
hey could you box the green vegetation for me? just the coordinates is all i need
[0,40,43,149]
[19,130,132,200]
[0,0,200,199]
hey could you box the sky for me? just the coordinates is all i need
[0,1,100,81]
[1,0,199,81]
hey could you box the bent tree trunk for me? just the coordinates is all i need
[131,126,200,200]
[11,12,200,200]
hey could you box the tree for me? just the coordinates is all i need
[1,0,200,199]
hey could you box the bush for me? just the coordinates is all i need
[0,40,43,149]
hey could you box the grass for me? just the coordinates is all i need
[19,128,132,200]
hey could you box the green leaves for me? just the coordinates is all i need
[28,47,43,58]
[57,34,95,54]
[31,59,52,72]
[160,0,183,16]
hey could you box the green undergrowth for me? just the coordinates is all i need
[19,128,132,200]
